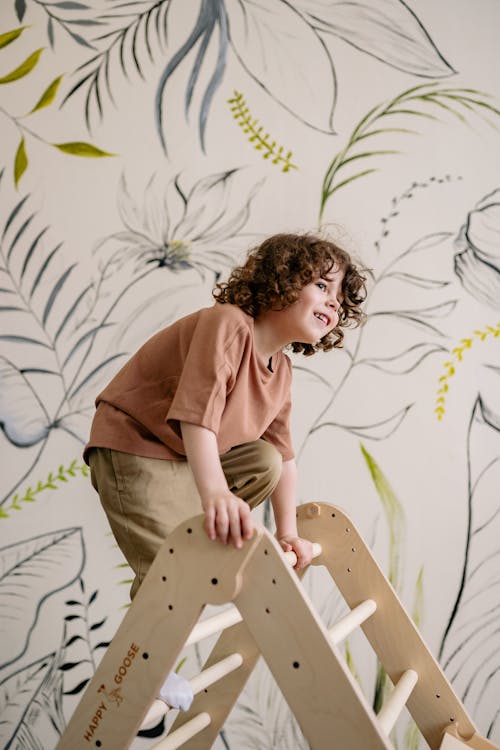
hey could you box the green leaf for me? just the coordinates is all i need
[52,141,115,157]
[360,443,405,591]
[0,27,27,49]
[328,169,378,197]
[411,566,424,628]
[14,137,28,187]
[0,48,44,84]
[28,74,63,114]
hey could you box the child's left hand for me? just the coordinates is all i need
[278,535,314,570]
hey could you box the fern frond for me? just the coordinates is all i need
[1,459,89,518]
[320,84,500,221]
[435,322,500,420]
[228,90,298,173]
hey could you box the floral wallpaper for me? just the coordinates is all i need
[1,1,500,748]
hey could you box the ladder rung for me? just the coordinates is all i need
[190,652,243,693]
[140,654,243,730]
[377,669,419,735]
[328,599,377,645]
[284,542,322,567]
[185,607,242,646]
[144,541,323,739]
[151,711,211,750]
[185,542,322,647]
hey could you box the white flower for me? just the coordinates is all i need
[454,189,500,309]
[96,169,262,280]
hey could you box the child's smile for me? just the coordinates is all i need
[288,269,344,344]
[254,267,345,357]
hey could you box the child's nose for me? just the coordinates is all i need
[328,297,339,311]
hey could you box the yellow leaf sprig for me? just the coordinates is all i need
[435,323,500,420]
[228,90,298,173]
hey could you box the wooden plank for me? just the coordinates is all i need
[297,502,480,750]
[234,532,394,750]
[55,516,263,750]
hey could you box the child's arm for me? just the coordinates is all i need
[271,459,314,570]
[180,422,253,549]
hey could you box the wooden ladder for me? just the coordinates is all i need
[55,502,498,750]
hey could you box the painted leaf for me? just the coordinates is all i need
[52,1,89,7]
[14,137,28,188]
[385,271,450,289]
[29,75,63,114]
[52,141,115,157]
[0,27,26,49]
[227,0,336,132]
[0,653,58,747]
[15,0,26,22]
[455,246,500,311]
[297,0,455,77]
[358,342,447,374]
[360,444,405,590]
[318,404,413,441]
[48,17,55,47]
[0,527,84,669]
[407,231,454,253]
[176,170,249,241]
[439,397,500,732]
[0,357,50,447]
[0,48,44,84]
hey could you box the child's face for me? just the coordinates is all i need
[279,267,344,345]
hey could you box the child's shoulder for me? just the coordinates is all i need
[201,302,252,328]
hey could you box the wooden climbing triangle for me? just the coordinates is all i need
[55,502,499,750]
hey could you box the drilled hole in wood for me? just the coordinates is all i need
[272,578,277,585]
[211,578,218,585]
[161,576,167,582]
[168,604,173,611]
[347,568,352,573]
[169,548,174,554]
[345,528,350,533]
[187,528,192,534]
[265,608,271,614]
[450,717,455,722]
[436,693,441,699]
[293,661,300,669]
[264,549,268,555]
[331,512,336,517]
[142,652,149,660]
[96,742,102,748]
[351,548,356,553]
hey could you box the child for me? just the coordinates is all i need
[84,232,366,710]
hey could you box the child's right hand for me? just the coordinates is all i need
[202,490,254,549]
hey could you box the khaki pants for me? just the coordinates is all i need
[89,440,282,599]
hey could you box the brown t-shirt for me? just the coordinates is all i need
[84,303,294,463]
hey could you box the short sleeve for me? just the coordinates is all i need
[166,306,247,437]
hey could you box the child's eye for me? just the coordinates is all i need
[316,281,327,291]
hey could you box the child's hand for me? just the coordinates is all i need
[202,491,253,549]
[278,535,314,570]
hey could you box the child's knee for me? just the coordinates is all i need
[257,439,282,488]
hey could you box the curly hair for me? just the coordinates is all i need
[213,232,367,355]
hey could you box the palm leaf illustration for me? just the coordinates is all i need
[438,395,500,737]
[0,527,84,669]
[62,1,171,128]
[0,652,63,748]
[319,84,500,221]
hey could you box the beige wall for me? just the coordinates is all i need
[1,1,500,747]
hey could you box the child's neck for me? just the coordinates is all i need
[253,312,289,360]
